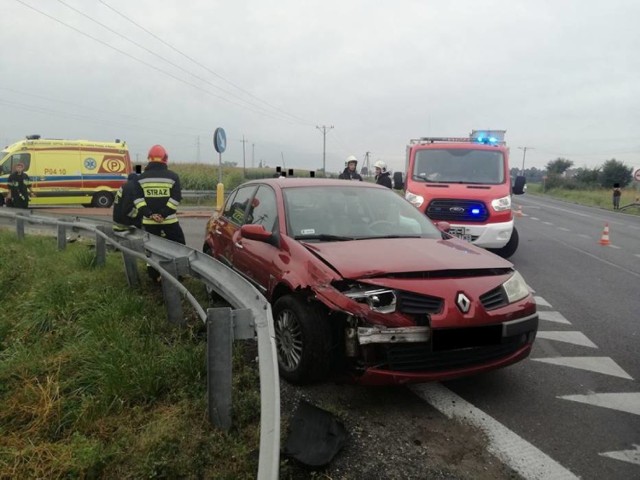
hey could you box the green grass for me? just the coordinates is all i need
[0,231,263,479]
[527,183,640,214]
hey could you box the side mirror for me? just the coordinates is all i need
[393,171,404,190]
[240,224,273,242]
[512,175,526,195]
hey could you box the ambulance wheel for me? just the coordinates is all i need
[488,227,519,259]
[92,192,113,208]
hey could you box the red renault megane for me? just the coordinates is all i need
[203,178,538,385]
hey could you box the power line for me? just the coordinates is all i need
[14,0,303,125]
[97,0,312,126]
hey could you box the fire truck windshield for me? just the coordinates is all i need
[413,149,505,185]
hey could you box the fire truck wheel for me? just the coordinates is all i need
[488,227,519,259]
[92,192,114,208]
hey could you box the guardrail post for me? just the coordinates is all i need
[16,216,25,240]
[57,222,67,251]
[95,226,107,266]
[207,307,233,431]
[159,258,185,325]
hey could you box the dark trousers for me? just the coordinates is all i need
[143,222,186,281]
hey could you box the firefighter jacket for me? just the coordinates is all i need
[134,162,182,225]
[112,174,141,231]
[8,172,32,201]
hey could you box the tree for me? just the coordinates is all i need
[599,159,633,188]
[573,166,600,186]
[546,158,574,175]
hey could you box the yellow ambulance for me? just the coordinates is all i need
[0,135,132,207]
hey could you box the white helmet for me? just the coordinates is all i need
[346,155,358,165]
[374,160,387,172]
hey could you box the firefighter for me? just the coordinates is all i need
[374,160,392,188]
[7,163,34,208]
[339,155,363,181]
[112,173,142,232]
[134,145,185,282]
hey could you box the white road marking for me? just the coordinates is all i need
[609,245,621,249]
[536,331,598,348]
[557,227,571,232]
[533,357,633,380]
[411,383,579,480]
[635,254,640,259]
[599,444,640,466]
[530,217,540,221]
[534,296,552,307]
[543,221,554,225]
[538,310,571,324]
[559,392,640,416]
[578,234,591,239]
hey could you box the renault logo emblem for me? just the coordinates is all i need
[456,292,471,313]
[450,206,465,213]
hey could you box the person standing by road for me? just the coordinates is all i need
[374,160,392,189]
[112,173,142,232]
[339,155,363,181]
[7,163,35,209]
[134,145,185,282]
[612,183,622,210]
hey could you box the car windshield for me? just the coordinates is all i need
[283,185,442,240]
[413,148,505,184]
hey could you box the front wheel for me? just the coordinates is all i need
[92,191,114,208]
[488,227,519,259]
[273,295,332,384]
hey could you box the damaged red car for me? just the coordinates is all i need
[203,178,538,385]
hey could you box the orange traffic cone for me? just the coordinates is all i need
[599,223,611,246]
[515,205,523,217]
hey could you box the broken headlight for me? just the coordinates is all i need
[343,284,397,313]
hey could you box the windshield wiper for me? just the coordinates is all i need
[356,234,423,240]
[296,234,356,241]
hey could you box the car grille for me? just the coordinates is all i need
[375,325,529,372]
[426,199,489,222]
[480,286,508,310]
[396,290,443,314]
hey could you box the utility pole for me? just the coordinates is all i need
[252,143,255,168]
[316,125,334,176]
[517,146,533,176]
[240,135,248,178]
[364,151,371,177]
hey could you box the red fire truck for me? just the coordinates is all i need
[396,130,526,258]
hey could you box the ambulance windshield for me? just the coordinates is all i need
[413,149,505,185]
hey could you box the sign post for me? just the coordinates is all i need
[213,127,227,210]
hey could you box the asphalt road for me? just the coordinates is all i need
[437,195,640,480]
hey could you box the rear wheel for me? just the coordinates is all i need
[273,295,332,384]
[92,191,114,208]
[488,227,519,259]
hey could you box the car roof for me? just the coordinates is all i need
[243,178,385,189]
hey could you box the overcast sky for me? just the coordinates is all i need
[2,0,639,173]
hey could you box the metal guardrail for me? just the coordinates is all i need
[0,208,280,480]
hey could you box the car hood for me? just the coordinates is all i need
[301,237,512,278]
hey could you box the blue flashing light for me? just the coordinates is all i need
[488,136,497,144]
[471,208,480,214]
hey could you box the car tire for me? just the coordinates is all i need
[92,191,113,208]
[273,295,332,384]
[488,227,519,259]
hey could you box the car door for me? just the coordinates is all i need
[232,185,280,293]
[212,185,257,267]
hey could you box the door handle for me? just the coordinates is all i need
[234,242,244,249]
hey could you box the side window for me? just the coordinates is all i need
[1,153,31,175]
[223,186,256,225]
[246,186,278,232]
[222,190,238,218]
